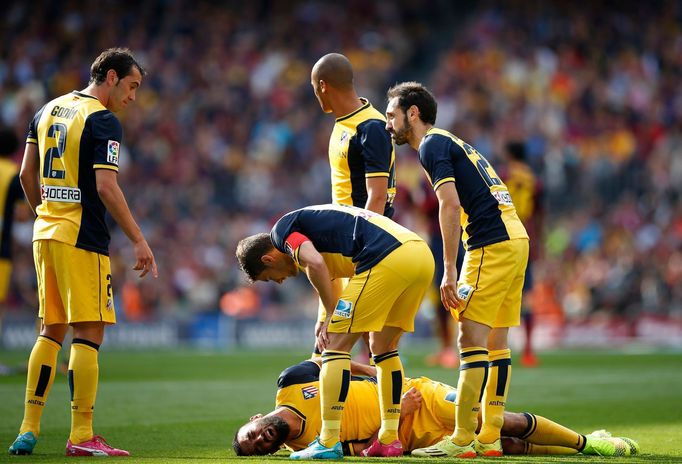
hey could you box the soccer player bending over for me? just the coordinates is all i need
[236,204,434,459]
[233,359,640,458]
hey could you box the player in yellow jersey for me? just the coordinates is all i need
[310,53,397,364]
[386,82,529,458]
[236,204,434,458]
[8,48,157,457]
[501,141,543,367]
[232,359,639,458]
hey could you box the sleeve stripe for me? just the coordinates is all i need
[26,138,38,144]
[93,164,119,171]
[433,177,455,191]
[365,172,389,178]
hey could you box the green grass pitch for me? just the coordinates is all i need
[1,346,681,463]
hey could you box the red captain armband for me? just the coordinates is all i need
[284,232,310,255]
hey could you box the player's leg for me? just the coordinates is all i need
[364,325,404,456]
[9,240,67,455]
[476,239,528,456]
[43,242,128,457]
[476,326,511,455]
[500,412,639,456]
[290,331,358,460]
[520,260,538,367]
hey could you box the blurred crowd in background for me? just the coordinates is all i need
[1,0,681,331]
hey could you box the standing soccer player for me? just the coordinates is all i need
[501,141,542,367]
[385,82,529,458]
[8,48,157,457]
[236,204,434,458]
[310,53,396,360]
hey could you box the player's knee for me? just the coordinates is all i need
[501,437,525,455]
[71,321,105,345]
[500,412,526,436]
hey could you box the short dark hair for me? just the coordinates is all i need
[0,127,19,157]
[232,429,244,456]
[89,47,146,85]
[386,81,437,125]
[505,141,527,161]
[236,233,273,282]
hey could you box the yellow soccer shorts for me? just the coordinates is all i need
[33,239,116,325]
[0,258,11,303]
[328,240,434,333]
[452,238,529,328]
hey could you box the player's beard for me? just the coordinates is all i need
[391,115,412,146]
[261,415,290,454]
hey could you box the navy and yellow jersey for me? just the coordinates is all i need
[275,360,381,452]
[26,91,122,255]
[329,98,396,218]
[419,128,528,250]
[0,159,22,259]
[270,204,423,275]
[502,160,537,223]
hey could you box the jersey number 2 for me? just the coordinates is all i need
[44,123,67,179]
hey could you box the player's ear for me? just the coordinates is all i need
[105,69,119,86]
[261,254,275,266]
[249,413,263,421]
[408,105,419,121]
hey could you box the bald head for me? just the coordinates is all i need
[312,53,354,90]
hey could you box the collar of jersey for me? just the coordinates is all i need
[71,91,98,100]
[335,98,370,122]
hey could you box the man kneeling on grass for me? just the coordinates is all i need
[233,359,639,458]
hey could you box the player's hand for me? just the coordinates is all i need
[316,320,330,352]
[440,267,461,311]
[401,387,422,416]
[132,238,158,278]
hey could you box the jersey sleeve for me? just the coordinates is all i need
[88,110,123,172]
[26,106,46,145]
[270,211,304,258]
[277,361,321,388]
[357,119,392,177]
[419,134,457,191]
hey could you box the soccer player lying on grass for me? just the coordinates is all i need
[232,359,639,458]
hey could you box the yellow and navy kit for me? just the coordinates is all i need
[26,91,122,255]
[0,159,22,260]
[275,360,381,452]
[419,128,528,250]
[275,361,455,452]
[270,204,423,275]
[329,99,396,217]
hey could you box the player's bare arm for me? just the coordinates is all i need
[364,176,389,215]
[19,143,41,215]
[435,181,462,311]
[297,241,335,349]
[95,169,157,278]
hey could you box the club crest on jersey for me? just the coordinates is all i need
[457,284,474,302]
[334,299,353,319]
[107,140,120,165]
[301,385,319,399]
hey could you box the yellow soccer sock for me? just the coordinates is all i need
[520,413,586,450]
[319,350,351,448]
[19,335,61,436]
[373,350,403,444]
[451,346,489,446]
[525,443,579,455]
[477,348,512,444]
[68,339,100,444]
